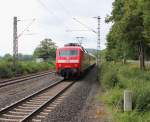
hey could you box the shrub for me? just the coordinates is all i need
[0,62,13,78]
[101,66,120,88]
[0,60,51,78]
[134,87,150,112]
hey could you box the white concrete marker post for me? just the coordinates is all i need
[124,90,132,111]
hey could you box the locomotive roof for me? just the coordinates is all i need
[57,46,88,53]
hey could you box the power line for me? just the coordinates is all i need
[73,18,97,34]
[53,0,97,35]
[37,0,54,15]
[37,0,62,23]
[55,0,72,17]
[18,19,36,38]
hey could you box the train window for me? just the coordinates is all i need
[59,50,78,56]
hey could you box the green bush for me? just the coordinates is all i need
[101,63,120,88]
[0,60,52,78]
[0,62,13,78]
[102,71,119,88]
[134,87,150,112]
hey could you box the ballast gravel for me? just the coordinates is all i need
[0,73,63,109]
[43,67,105,122]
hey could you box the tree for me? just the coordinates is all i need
[33,38,57,60]
[3,53,13,61]
[18,53,33,61]
[105,0,150,70]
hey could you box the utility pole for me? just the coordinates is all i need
[13,16,18,68]
[94,16,101,80]
[12,17,35,68]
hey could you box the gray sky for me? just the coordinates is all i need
[0,0,113,56]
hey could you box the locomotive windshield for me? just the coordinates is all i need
[59,50,78,56]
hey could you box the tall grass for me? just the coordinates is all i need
[100,62,150,122]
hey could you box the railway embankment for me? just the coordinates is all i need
[99,62,150,122]
[0,73,62,110]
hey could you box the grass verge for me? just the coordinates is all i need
[99,62,150,122]
[0,60,55,78]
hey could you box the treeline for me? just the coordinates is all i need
[0,38,57,78]
[105,0,150,70]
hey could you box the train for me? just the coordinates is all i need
[56,43,96,79]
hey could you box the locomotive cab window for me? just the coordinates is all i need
[59,50,78,56]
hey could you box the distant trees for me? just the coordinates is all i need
[18,54,33,61]
[2,53,32,61]
[106,0,150,70]
[33,38,57,60]
[3,54,13,61]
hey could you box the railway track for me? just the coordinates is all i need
[0,71,55,88]
[0,80,74,122]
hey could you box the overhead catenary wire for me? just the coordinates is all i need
[54,0,97,34]
[17,18,36,38]
[37,0,63,23]
[55,0,72,17]
[72,18,97,34]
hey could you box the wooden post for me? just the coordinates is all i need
[124,90,132,111]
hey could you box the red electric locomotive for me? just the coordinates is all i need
[56,43,96,78]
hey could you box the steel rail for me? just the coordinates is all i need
[21,81,74,122]
[0,79,63,115]
[0,79,74,122]
[0,71,55,88]
[0,71,54,83]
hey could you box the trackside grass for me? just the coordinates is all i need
[99,62,150,122]
[0,60,55,78]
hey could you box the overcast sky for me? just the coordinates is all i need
[0,0,113,56]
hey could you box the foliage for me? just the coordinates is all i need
[106,0,150,69]
[3,53,13,61]
[0,61,13,78]
[18,54,33,61]
[0,60,54,78]
[114,111,150,122]
[101,64,119,88]
[33,38,57,60]
[100,62,150,121]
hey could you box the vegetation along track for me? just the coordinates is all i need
[0,71,55,88]
[0,80,74,122]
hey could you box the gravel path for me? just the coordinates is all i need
[0,73,63,109]
[73,82,112,122]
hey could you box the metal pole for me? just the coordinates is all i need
[13,16,18,68]
[97,16,101,67]
[94,16,101,80]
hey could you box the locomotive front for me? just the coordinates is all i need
[56,45,81,78]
